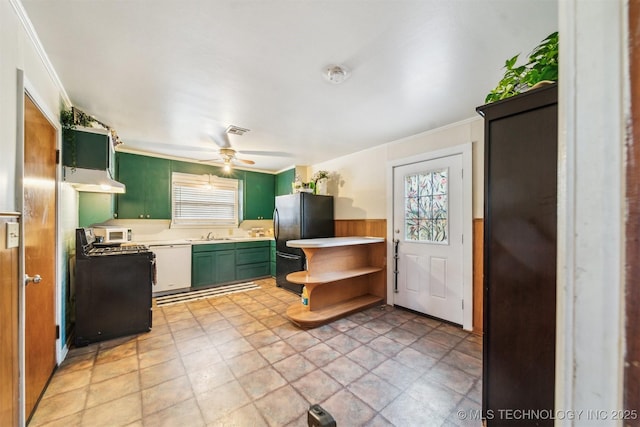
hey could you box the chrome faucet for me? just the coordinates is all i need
[206,231,214,240]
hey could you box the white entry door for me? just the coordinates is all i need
[393,153,464,324]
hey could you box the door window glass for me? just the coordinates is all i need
[404,168,448,243]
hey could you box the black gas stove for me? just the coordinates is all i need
[86,245,150,256]
[74,228,154,346]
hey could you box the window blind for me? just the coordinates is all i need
[171,172,239,227]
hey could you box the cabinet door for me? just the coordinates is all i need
[237,263,270,281]
[116,153,171,219]
[145,156,171,219]
[244,171,275,220]
[62,128,109,170]
[191,252,215,287]
[116,153,147,219]
[214,250,236,283]
[479,84,557,424]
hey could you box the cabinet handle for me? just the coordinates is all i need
[146,214,150,219]
[139,214,144,218]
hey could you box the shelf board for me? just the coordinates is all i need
[286,266,383,284]
[286,294,384,329]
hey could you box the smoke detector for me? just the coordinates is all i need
[225,125,250,136]
[324,65,350,84]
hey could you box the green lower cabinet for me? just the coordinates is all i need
[192,244,236,287]
[191,240,273,287]
[235,241,270,281]
[270,240,276,277]
[236,263,270,281]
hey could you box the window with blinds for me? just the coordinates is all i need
[171,172,239,227]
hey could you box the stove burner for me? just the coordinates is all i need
[87,245,150,256]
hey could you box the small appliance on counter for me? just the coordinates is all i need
[74,228,154,346]
[92,226,132,245]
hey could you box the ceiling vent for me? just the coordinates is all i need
[225,125,250,136]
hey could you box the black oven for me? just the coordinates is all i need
[74,228,155,346]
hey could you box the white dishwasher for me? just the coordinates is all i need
[149,244,191,295]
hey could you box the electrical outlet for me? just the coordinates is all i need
[6,222,19,249]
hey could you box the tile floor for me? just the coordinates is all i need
[29,278,482,427]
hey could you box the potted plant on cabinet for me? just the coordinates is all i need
[485,31,558,103]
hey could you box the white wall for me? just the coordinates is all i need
[311,116,484,219]
[1,0,64,212]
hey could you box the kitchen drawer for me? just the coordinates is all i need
[236,247,270,265]
[235,240,270,249]
[236,262,270,281]
[192,242,236,253]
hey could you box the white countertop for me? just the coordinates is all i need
[137,237,274,246]
[286,236,384,248]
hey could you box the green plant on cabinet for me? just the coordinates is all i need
[116,153,171,219]
[485,31,558,103]
[243,171,275,220]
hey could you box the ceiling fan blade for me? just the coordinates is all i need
[238,150,293,157]
[236,158,255,165]
[210,130,231,148]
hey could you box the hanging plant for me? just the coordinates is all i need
[485,31,558,103]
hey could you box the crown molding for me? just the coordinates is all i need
[10,0,72,107]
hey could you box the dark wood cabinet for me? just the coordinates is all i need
[477,83,557,426]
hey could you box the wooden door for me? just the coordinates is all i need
[24,94,57,419]
[392,154,465,324]
[0,215,20,426]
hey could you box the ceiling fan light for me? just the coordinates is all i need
[324,64,350,84]
[223,160,232,173]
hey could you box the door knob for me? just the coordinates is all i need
[25,274,42,285]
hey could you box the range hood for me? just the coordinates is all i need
[63,166,126,194]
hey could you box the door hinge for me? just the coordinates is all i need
[462,300,464,310]
[55,149,60,165]
[55,324,60,339]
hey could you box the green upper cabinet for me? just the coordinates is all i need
[116,153,171,219]
[275,168,295,196]
[243,171,275,220]
[62,127,113,173]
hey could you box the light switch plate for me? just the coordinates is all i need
[6,222,19,249]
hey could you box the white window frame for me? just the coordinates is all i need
[171,172,239,228]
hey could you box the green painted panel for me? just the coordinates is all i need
[145,156,171,219]
[192,242,235,253]
[236,247,270,265]
[192,252,215,287]
[115,153,171,219]
[215,250,236,283]
[235,240,269,249]
[276,168,295,196]
[62,128,109,170]
[236,263,270,281]
[244,171,275,220]
[79,192,114,227]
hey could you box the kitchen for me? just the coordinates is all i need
[0,0,635,426]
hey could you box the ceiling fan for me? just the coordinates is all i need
[202,126,255,171]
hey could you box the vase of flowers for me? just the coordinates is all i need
[312,170,330,195]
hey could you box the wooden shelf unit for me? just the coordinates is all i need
[285,237,386,328]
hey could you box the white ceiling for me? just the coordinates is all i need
[21,0,557,172]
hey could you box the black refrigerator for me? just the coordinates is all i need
[274,193,334,294]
